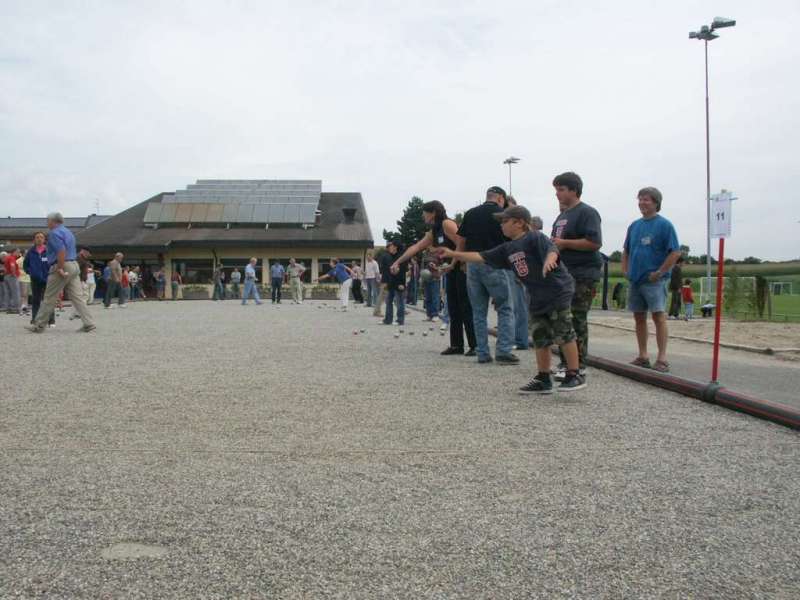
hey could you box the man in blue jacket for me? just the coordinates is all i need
[23,232,55,326]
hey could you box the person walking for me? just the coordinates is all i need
[457,186,518,365]
[230,267,242,299]
[383,243,407,325]
[241,258,263,305]
[550,172,603,377]
[212,265,225,301]
[287,258,305,304]
[622,187,682,373]
[3,247,22,314]
[171,270,182,300]
[364,251,380,308]
[438,205,586,393]
[318,258,354,310]
[104,253,125,308]
[27,212,95,333]
[668,256,684,319]
[390,200,475,355]
[22,232,55,326]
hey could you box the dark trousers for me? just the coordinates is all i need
[30,279,54,324]
[669,289,682,317]
[446,268,476,351]
[104,281,121,307]
[271,278,282,302]
[352,279,364,303]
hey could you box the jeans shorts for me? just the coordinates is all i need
[628,280,668,313]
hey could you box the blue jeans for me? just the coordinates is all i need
[406,276,418,305]
[241,279,262,304]
[424,279,440,319]
[365,279,378,307]
[466,263,514,359]
[383,287,405,325]
[510,279,530,348]
[628,280,668,313]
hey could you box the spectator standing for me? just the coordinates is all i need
[0,251,6,311]
[155,268,166,300]
[364,251,380,308]
[230,267,242,299]
[3,247,22,314]
[682,279,695,321]
[171,270,182,300]
[550,172,603,376]
[373,249,393,318]
[104,253,125,308]
[668,256,684,319]
[406,257,419,305]
[383,242,407,325]
[121,266,131,304]
[622,187,682,373]
[351,262,365,303]
[270,261,285,304]
[212,265,225,301]
[127,266,138,301]
[23,232,54,325]
[241,258,263,305]
[17,251,30,314]
[287,259,305,304]
[27,212,94,333]
[457,186,518,365]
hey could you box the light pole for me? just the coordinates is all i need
[503,156,520,194]
[689,16,736,303]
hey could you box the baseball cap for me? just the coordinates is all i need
[486,185,507,198]
[493,205,532,223]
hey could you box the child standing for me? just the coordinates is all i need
[438,205,586,394]
[681,279,694,321]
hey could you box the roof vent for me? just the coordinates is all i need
[342,208,357,223]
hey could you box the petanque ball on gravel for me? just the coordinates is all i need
[440,331,445,336]
[353,330,359,335]
[422,331,428,337]
[360,329,366,333]
[409,331,414,336]
[394,333,400,338]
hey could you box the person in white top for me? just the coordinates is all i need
[364,251,381,308]
[287,258,306,304]
[126,268,137,301]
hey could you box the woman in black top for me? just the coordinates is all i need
[389,200,476,355]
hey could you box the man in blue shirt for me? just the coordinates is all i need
[318,258,354,310]
[27,212,95,332]
[622,187,682,372]
[241,258,263,305]
[270,261,285,304]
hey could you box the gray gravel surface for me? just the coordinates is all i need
[1,301,799,599]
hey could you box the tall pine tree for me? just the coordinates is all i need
[383,196,427,247]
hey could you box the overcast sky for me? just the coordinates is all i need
[2,1,798,260]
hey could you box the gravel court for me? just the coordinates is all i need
[1,301,798,598]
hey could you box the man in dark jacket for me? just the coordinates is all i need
[668,256,684,319]
[373,247,395,318]
[383,241,408,326]
[23,232,54,325]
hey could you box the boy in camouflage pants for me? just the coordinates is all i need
[437,205,586,394]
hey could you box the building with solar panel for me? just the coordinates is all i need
[1,215,111,250]
[75,179,374,298]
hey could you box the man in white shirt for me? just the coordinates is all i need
[364,251,381,308]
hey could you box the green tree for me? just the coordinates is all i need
[608,250,622,262]
[454,212,464,226]
[383,196,427,247]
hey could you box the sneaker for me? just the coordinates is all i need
[78,324,96,333]
[552,363,568,381]
[519,376,554,395]
[48,323,56,328]
[464,348,477,357]
[431,316,439,322]
[439,324,448,331]
[440,347,464,356]
[477,355,494,364]
[558,372,587,392]
[495,353,520,365]
[119,304,127,309]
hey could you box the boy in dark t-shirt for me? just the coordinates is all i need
[437,206,587,394]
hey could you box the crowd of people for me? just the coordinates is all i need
[6,172,682,397]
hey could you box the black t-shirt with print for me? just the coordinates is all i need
[551,201,603,281]
[480,231,575,315]
[457,202,506,252]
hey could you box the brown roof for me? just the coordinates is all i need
[0,215,111,244]
[75,193,374,252]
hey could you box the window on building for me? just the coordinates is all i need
[173,259,214,284]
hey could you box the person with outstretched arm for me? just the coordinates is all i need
[437,205,586,394]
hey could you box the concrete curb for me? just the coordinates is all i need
[588,320,800,355]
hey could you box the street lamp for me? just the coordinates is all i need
[503,156,521,194]
[689,16,736,303]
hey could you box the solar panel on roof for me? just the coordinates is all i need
[190,204,209,222]
[236,204,254,223]
[174,204,192,222]
[143,203,163,223]
[222,203,239,223]
[160,203,177,223]
[206,204,224,222]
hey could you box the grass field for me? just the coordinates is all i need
[595,262,800,322]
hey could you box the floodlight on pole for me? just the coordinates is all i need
[503,156,521,194]
[688,16,736,304]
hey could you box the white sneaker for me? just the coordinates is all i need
[439,324,448,331]
[119,305,128,309]
[431,316,439,322]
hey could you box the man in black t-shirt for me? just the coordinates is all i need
[456,186,518,365]
[550,172,602,376]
